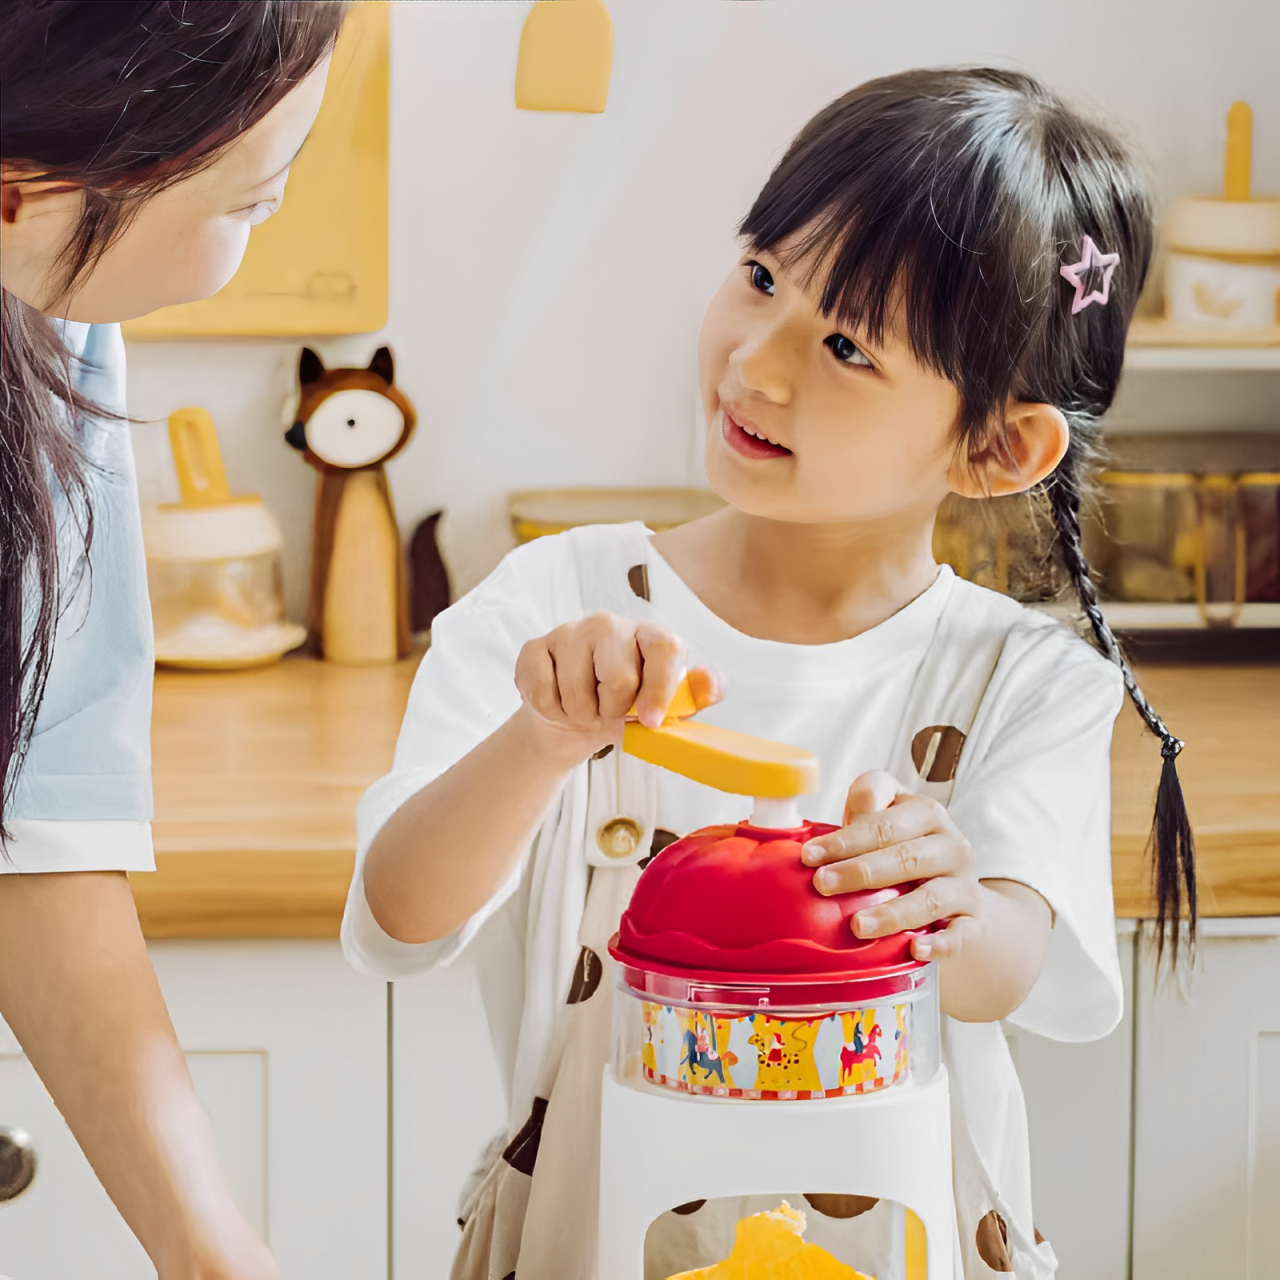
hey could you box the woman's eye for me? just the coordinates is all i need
[825,334,872,367]
[746,260,775,296]
[234,199,281,226]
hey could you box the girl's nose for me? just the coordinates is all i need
[729,324,798,405]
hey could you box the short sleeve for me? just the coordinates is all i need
[0,819,154,874]
[11,322,156,850]
[947,617,1126,1042]
[341,533,582,980]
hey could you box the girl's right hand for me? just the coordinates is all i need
[514,612,721,766]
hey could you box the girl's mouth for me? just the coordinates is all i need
[722,408,792,459]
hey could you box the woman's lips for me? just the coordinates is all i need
[722,409,792,459]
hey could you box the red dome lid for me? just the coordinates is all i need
[613,820,935,984]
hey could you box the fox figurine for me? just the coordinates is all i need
[285,346,416,663]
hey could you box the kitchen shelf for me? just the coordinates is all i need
[1126,317,1280,371]
[1034,601,1280,630]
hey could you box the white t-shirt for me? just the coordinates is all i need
[342,521,1124,1273]
[3,321,154,873]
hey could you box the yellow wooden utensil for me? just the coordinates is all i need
[1224,101,1253,202]
[169,407,233,505]
[623,676,820,800]
[515,0,613,114]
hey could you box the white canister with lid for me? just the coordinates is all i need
[1164,102,1280,329]
[142,408,306,669]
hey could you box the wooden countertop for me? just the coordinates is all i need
[135,656,418,938]
[134,657,1280,938]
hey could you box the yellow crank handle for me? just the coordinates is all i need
[622,719,819,800]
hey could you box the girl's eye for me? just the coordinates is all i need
[825,333,873,368]
[746,260,775,296]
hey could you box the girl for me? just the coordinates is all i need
[344,68,1195,1280]
[1,5,344,1276]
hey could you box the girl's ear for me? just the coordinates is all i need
[948,400,1069,499]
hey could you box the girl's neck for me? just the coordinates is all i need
[651,505,940,645]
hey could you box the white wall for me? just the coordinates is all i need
[125,0,1280,618]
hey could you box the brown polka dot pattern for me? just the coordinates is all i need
[911,723,967,783]
[671,1199,706,1216]
[502,1097,548,1177]
[567,945,603,1004]
[628,563,650,601]
[803,1193,880,1220]
[639,827,679,870]
[975,1209,1014,1271]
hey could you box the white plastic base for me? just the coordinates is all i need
[599,1064,954,1279]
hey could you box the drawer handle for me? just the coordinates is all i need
[0,1126,37,1201]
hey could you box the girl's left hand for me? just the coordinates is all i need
[800,769,981,962]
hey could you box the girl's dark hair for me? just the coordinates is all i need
[742,67,1194,960]
[1,1,346,830]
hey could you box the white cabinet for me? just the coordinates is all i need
[1132,920,1280,1280]
[1006,926,1136,1280]
[0,941,387,1280]
[7,924,1279,1280]
[390,959,506,1280]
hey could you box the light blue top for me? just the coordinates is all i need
[10,322,154,821]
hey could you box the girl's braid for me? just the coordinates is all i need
[1047,447,1197,961]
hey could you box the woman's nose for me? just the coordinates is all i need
[729,326,797,405]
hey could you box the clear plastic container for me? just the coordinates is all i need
[1092,471,1201,606]
[142,496,306,669]
[1241,472,1280,602]
[142,408,306,669]
[611,960,940,1102]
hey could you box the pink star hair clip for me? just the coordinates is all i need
[1059,235,1120,314]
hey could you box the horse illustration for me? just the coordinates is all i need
[678,1012,737,1089]
[839,1012,884,1089]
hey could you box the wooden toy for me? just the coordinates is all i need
[598,686,954,1279]
[284,347,416,663]
[1164,102,1280,329]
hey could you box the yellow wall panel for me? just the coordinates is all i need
[125,2,389,339]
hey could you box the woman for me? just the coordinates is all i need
[1,4,346,1276]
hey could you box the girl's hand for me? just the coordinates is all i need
[800,770,981,962]
[514,612,721,766]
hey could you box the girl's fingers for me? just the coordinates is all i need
[849,875,982,939]
[633,621,686,728]
[810,834,962,896]
[686,664,725,712]
[911,912,983,962]
[802,792,952,866]
[841,770,905,826]
[546,625,602,725]
[593,625,643,722]
[514,640,568,725]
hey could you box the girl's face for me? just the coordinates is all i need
[0,54,331,323]
[698,248,967,527]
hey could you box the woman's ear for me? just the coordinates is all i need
[948,401,1069,499]
[1,169,85,310]
[1,168,83,225]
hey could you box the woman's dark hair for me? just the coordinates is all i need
[742,67,1194,960]
[1,1,346,830]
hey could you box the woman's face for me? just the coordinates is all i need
[698,247,967,528]
[0,54,331,323]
